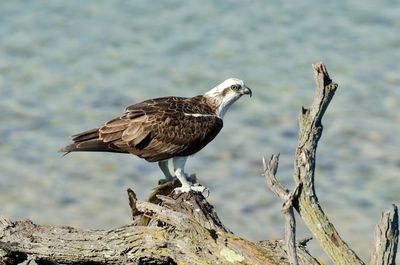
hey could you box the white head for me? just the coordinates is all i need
[204,78,252,118]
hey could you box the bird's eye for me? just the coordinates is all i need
[231,84,240,91]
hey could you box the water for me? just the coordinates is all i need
[0,1,399,263]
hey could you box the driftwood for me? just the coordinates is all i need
[264,63,399,265]
[0,180,318,265]
[0,63,398,265]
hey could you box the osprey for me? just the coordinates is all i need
[60,78,252,193]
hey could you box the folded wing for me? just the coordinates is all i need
[61,97,223,162]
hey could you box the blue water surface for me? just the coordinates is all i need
[0,1,399,263]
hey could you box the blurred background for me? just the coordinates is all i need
[0,1,399,263]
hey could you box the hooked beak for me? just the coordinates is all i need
[241,86,252,97]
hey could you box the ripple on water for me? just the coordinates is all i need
[0,1,399,263]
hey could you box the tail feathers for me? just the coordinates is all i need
[71,128,100,142]
[60,139,115,153]
[60,128,127,154]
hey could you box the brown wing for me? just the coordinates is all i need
[59,98,167,155]
[98,96,223,162]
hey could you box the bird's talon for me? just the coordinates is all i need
[173,185,207,194]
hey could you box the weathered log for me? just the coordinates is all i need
[0,180,319,265]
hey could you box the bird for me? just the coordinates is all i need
[60,78,252,193]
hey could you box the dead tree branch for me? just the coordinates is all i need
[370,205,399,265]
[264,62,399,265]
[263,154,300,265]
[290,63,365,265]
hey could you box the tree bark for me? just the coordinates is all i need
[0,180,318,265]
[369,205,399,265]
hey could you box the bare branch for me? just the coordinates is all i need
[370,204,399,265]
[291,62,365,265]
[264,155,299,265]
[263,154,288,199]
[283,202,299,265]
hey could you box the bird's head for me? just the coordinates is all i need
[204,78,252,118]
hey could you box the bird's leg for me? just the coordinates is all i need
[158,160,175,184]
[172,157,206,193]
